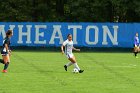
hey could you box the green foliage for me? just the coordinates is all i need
[0,0,140,22]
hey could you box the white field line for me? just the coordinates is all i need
[108,64,137,68]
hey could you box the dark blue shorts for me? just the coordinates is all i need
[134,44,139,47]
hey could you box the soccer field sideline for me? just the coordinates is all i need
[0,51,140,93]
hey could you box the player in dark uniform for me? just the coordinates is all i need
[134,32,140,58]
[0,30,13,73]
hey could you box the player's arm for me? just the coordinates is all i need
[61,45,65,54]
[134,38,138,47]
[61,40,68,55]
[73,47,80,52]
[134,41,138,47]
[5,44,11,56]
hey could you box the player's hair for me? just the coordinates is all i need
[67,34,72,38]
[6,30,13,36]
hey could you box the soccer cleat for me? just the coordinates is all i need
[79,70,84,73]
[64,65,67,71]
[2,70,7,73]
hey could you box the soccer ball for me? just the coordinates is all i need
[72,68,79,73]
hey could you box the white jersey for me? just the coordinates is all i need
[63,39,73,55]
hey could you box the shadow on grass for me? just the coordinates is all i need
[1,46,133,53]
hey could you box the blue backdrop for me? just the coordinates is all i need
[0,22,139,48]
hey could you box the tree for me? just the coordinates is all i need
[0,0,140,22]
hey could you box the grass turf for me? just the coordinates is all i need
[0,51,140,93]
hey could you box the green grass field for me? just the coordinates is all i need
[0,51,140,93]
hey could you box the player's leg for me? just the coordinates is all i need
[0,53,4,64]
[68,56,84,73]
[134,47,138,58]
[71,56,80,70]
[2,55,10,73]
[136,47,139,58]
[64,54,77,71]
[64,54,74,71]
[133,47,136,56]
[0,58,4,64]
[65,62,73,67]
[138,47,140,52]
[64,62,73,71]
[136,47,140,58]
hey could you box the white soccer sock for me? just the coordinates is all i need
[73,63,80,71]
[66,62,73,67]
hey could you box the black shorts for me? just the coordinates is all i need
[1,51,8,56]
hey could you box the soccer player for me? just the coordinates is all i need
[0,30,13,73]
[134,32,140,58]
[61,34,84,73]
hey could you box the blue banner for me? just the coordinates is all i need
[0,22,139,48]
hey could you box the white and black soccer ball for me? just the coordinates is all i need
[72,68,79,73]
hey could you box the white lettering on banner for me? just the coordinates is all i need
[102,25,118,45]
[49,25,63,44]
[0,24,119,46]
[0,25,6,38]
[9,25,15,31]
[86,26,99,45]
[17,25,32,44]
[68,25,82,44]
[34,25,47,44]
[0,25,16,39]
